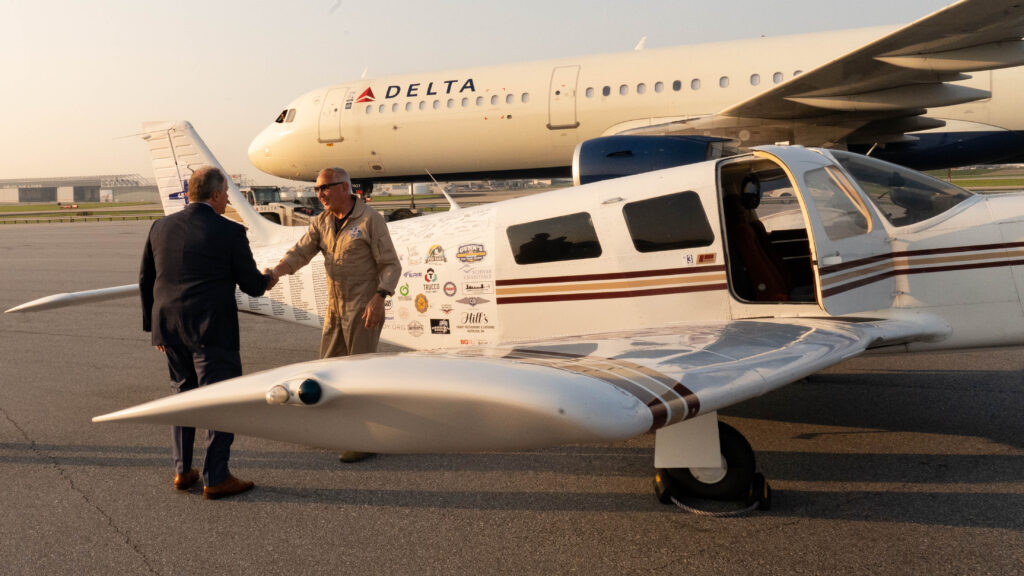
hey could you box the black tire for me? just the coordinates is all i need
[665,421,756,500]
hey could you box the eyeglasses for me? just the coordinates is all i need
[314,181,343,193]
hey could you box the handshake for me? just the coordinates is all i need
[264,267,280,291]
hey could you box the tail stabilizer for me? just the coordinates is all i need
[141,121,283,244]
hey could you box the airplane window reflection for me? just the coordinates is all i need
[507,212,602,265]
[830,151,973,227]
[623,192,715,252]
[801,167,869,240]
[275,110,287,123]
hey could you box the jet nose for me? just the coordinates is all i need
[248,128,272,171]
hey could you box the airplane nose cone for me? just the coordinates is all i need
[248,130,270,170]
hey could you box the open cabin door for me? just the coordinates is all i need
[754,148,895,315]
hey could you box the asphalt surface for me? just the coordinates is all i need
[1,221,1022,576]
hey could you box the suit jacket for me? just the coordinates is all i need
[140,203,269,350]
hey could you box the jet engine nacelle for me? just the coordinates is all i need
[572,135,734,186]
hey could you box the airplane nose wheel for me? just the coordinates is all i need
[654,421,771,513]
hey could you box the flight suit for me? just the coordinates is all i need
[281,197,401,358]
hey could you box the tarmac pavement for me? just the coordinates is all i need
[1,221,1021,575]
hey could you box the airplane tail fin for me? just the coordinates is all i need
[141,121,283,244]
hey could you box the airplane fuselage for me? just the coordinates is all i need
[249,27,1024,183]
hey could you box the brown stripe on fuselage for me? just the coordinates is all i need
[818,241,1024,275]
[821,257,1024,297]
[496,265,726,287]
[496,273,725,296]
[497,283,728,305]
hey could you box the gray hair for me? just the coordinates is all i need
[188,166,227,202]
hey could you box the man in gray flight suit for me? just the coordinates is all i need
[271,167,401,462]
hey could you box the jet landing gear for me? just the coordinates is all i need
[654,421,772,514]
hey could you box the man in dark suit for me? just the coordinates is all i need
[140,166,274,500]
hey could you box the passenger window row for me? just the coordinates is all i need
[583,70,803,98]
[507,192,715,265]
[365,93,531,115]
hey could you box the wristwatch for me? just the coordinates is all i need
[376,289,391,298]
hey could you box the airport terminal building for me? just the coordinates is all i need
[0,175,158,204]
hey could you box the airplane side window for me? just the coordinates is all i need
[655,81,664,93]
[275,110,288,123]
[619,84,629,96]
[830,150,973,226]
[673,80,682,91]
[801,166,870,240]
[521,93,530,103]
[750,74,760,86]
[690,79,700,91]
[285,109,296,122]
[586,87,594,98]
[405,102,413,112]
[507,212,602,265]
[602,86,611,96]
[447,99,455,108]
[461,97,469,107]
[623,191,714,252]
[637,83,646,94]
[433,100,440,110]
[719,76,730,88]
[378,104,385,114]
[419,101,426,110]
[506,94,514,104]
[365,105,372,114]
[491,95,499,105]
[773,72,783,84]
[794,70,803,76]
[392,103,398,113]
[476,96,484,106]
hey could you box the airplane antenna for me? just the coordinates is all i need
[425,170,460,211]
[866,142,879,157]
[634,36,647,51]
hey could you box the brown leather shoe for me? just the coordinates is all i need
[203,474,254,500]
[173,468,200,490]
[338,451,374,463]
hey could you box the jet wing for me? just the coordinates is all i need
[624,0,1024,146]
[93,314,948,453]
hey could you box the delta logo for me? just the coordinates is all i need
[355,87,375,103]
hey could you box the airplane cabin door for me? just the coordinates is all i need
[548,65,580,129]
[318,88,349,142]
[754,149,895,316]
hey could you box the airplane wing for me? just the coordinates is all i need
[4,284,139,314]
[93,313,949,453]
[624,0,1024,146]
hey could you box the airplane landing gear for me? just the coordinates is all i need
[654,421,771,512]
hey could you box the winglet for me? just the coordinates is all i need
[425,169,460,211]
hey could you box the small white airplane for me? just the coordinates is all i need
[10,119,1024,507]
[249,0,1024,190]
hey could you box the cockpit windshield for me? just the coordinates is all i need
[829,150,973,227]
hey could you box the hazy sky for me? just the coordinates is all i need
[1,0,955,184]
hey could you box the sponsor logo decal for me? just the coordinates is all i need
[407,321,424,337]
[415,293,429,314]
[440,304,454,315]
[429,318,451,335]
[424,268,438,282]
[456,243,486,263]
[355,87,375,103]
[425,245,447,264]
[456,296,490,307]
[443,282,457,296]
[399,283,410,297]
[398,308,410,320]
[406,247,421,265]
[403,271,423,278]
[456,311,493,333]
[463,282,494,295]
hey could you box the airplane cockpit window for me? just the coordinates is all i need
[274,110,288,123]
[800,166,870,240]
[507,212,602,265]
[623,192,714,252]
[829,150,973,227]
[285,109,296,122]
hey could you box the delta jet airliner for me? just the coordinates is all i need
[249,0,1024,190]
